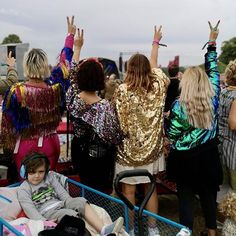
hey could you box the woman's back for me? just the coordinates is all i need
[2,82,62,140]
[114,68,169,166]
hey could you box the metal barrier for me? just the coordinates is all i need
[0,176,191,235]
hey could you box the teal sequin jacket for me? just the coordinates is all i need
[167,45,220,150]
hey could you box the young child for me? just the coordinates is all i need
[218,192,236,236]
[17,152,124,236]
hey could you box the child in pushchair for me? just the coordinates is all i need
[17,152,124,236]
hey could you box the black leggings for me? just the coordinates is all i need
[177,183,217,230]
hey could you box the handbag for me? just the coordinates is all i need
[81,131,111,159]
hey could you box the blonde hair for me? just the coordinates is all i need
[24,48,50,79]
[124,53,155,92]
[103,74,121,100]
[225,59,236,86]
[179,66,215,129]
[218,192,236,222]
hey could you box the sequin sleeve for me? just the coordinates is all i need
[152,68,170,88]
[1,83,23,150]
[113,84,129,136]
[167,100,190,144]
[205,45,220,97]
[46,34,74,113]
[47,34,74,88]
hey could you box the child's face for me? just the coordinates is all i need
[27,164,46,185]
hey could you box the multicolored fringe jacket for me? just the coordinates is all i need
[167,45,220,150]
[1,34,74,151]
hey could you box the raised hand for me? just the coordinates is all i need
[67,16,76,35]
[6,51,16,67]
[74,28,84,49]
[153,25,162,42]
[208,20,220,41]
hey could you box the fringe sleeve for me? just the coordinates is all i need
[1,85,21,151]
[46,35,74,113]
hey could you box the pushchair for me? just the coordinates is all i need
[0,172,190,235]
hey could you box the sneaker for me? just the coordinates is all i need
[101,217,124,235]
[148,226,160,236]
[176,228,191,236]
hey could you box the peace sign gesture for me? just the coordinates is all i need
[153,25,163,42]
[67,16,76,35]
[208,20,220,41]
[74,28,84,49]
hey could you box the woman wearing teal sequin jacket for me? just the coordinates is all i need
[166,21,222,236]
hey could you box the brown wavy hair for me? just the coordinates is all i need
[124,53,155,92]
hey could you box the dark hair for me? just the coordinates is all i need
[76,59,105,91]
[168,67,179,78]
[22,152,50,177]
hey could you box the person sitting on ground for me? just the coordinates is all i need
[0,51,18,96]
[17,152,124,236]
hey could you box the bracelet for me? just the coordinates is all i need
[202,40,216,50]
[152,40,160,45]
[67,33,74,37]
[152,40,167,47]
[208,41,216,45]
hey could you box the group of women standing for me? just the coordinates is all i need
[0,15,235,236]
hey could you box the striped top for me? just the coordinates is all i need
[219,87,236,170]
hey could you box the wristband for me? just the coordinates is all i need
[152,40,160,45]
[202,40,216,50]
[67,33,74,37]
[152,40,167,47]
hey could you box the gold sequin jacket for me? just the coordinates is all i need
[114,68,169,166]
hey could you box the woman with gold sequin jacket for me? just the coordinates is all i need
[113,25,169,235]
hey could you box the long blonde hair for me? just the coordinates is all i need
[179,66,215,129]
[124,53,155,92]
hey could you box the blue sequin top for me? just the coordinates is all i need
[167,45,220,150]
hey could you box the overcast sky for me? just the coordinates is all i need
[0,0,235,67]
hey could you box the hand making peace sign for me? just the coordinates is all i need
[67,16,76,35]
[208,20,220,41]
[74,28,84,49]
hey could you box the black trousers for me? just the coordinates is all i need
[177,183,217,230]
[71,136,116,192]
